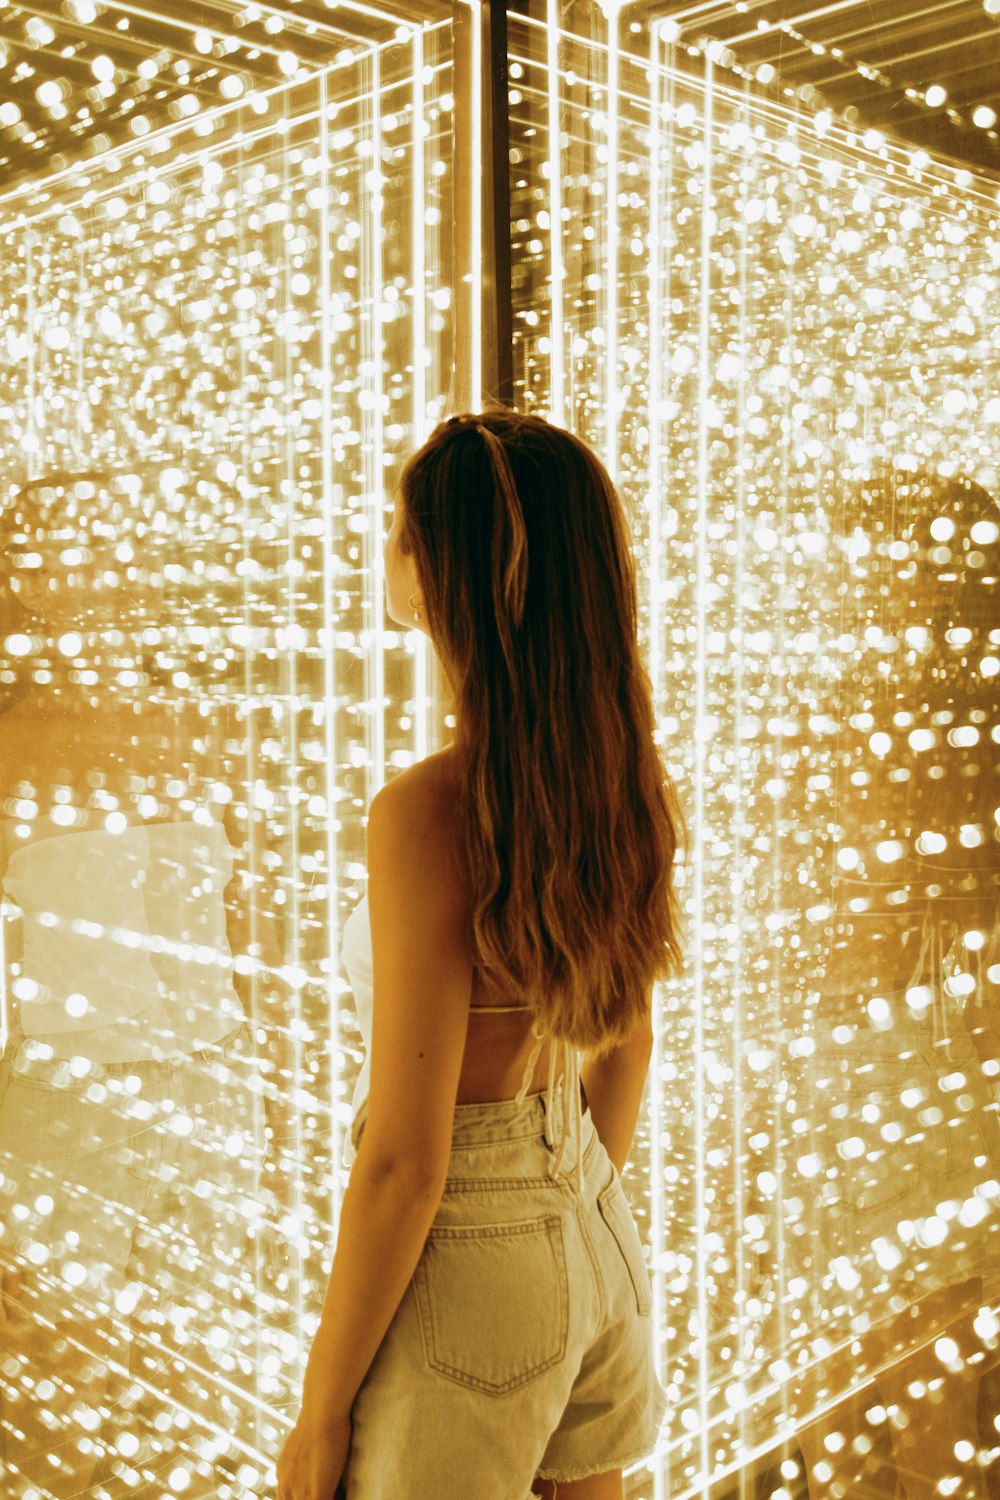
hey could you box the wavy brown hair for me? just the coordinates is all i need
[396,405,684,1059]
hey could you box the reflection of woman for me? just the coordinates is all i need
[0,471,267,1496]
[277,408,683,1500]
[795,472,1000,1499]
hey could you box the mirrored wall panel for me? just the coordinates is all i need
[1,2,998,1499]
[509,10,999,1497]
[0,4,476,1495]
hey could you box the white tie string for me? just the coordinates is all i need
[514,1025,584,1193]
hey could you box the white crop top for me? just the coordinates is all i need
[1,819,246,1063]
[340,889,584,1191]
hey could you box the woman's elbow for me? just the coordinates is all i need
[353,1133,450,1200]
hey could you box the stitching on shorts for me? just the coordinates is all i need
[416,1214,569,1395]
[575,1196,606,1325]
[448,1127,542,1149]
[597,1178,653,1318]
[439,1116,598,1194]
[428,1341,565,1395]
[425,1216,565,1243]
[580,1131,597,1174]
[534,1436,661,1483]
[442,1175,569,1193]
[443,1130,598,1193]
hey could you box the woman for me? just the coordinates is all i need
[0,468,283,1497]
[277,408,682,1500]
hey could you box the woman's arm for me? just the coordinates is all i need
[286,763,473,1426]
[580,1017,654,1175]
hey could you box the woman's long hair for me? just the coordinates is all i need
[397,406,684,1059]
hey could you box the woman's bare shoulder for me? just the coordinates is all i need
[405,746,463,815]
[376,748,465,855]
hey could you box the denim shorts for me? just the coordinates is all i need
[343,1080,667,1498]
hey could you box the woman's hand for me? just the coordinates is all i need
[276,1410,352,1500]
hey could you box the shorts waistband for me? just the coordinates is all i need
[447,1077,588,1140]
[348,1078,593,1184]
[345,1030,590,1190]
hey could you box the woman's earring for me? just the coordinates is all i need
[408,591,423,622]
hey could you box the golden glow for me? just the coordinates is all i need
[0,9,475,1495]
[1,4,998,1498]
[510,11,1000,1497]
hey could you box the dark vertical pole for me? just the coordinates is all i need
[481,0,513,407]
[450,5,474,412]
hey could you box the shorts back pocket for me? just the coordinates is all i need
[413,1213,568,1395]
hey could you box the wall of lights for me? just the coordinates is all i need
[0,13,474,1498]
[0,4,998,1499]
[508,11,1000,1496]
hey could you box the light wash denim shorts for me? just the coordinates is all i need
[343,1079,667,1498]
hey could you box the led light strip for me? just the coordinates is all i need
[369,41,388,795]
[647,25,666,1495]
[509,16,1000,208]
[692,48,713,1492]
[411,27,431,760]
[277,76,308,1387]
[0,18,459,218]
[319,63,343,1251]
[731,71,753,1479]
[546,0,565,423]
[605,9,619,478]
[471,0,483,405]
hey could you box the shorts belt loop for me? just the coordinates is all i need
[545,1033,558,1158]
